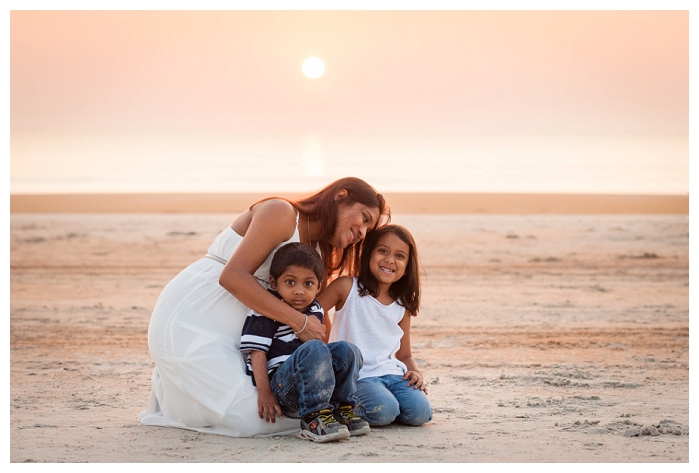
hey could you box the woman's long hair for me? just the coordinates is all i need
[357,225,421,316]
[252,177,390,280]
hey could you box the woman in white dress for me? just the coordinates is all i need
[138,177,388,437]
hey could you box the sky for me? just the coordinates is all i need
[7,8,691,194]
[11,10,688,135]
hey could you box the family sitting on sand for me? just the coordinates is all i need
[138,178,432,442]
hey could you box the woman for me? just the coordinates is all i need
[138,177,389,437]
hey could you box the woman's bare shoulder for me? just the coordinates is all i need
[251,198,296,217]
[232,198,296,238]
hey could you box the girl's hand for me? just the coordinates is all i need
[295,315,325,342]
[403,370,428,394]
[257,390,283,423]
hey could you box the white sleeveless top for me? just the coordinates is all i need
[329,277,407,379]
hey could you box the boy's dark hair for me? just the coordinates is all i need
[270,242,324,282]
[357,225,421,316]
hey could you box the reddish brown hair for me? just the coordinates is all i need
[253,177,390,281]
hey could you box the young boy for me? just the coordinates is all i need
[240,242,370,442]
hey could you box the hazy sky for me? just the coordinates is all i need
[11,10,688,135]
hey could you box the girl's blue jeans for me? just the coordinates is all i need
[270,340,362,419]
[354,374,433,426]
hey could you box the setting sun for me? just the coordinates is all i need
[302,56,325,79]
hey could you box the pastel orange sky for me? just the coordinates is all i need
[11,10,688,135]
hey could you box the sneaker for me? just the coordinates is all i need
[334,404,371,436]
[299,408,350,443]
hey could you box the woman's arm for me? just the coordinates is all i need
[395,310,428,394]
[219,199,324,341]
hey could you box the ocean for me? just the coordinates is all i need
[10,131,688,195]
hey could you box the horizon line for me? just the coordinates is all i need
[9,190,690,196]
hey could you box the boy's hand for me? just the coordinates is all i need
[257,390,283,423]
[403,370,428,394]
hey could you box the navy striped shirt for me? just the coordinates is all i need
[239,289,324,386]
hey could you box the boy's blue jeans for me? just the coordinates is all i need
[270,340,362,419]
[354,374,433,426]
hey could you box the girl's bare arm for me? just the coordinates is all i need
[219,199,324,341]
[316,276,353,312]
[396,310,428,393]
[316,277,354,343]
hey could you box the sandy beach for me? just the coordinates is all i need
[10,7,690,464]
[9,196,689,463]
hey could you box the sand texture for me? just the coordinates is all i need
[10,213,689,462]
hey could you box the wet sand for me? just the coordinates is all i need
[9,192,689,214]
[9,207,689,462]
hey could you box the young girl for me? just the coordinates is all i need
[317,225,432,427]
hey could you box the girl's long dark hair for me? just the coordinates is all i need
[252,177,390,281]
[357,225,421,316]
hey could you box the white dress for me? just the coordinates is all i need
[138,217,301,437]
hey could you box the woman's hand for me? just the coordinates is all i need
[257,389,283,423]
[403,370,428,394]
[295,315,325,342]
